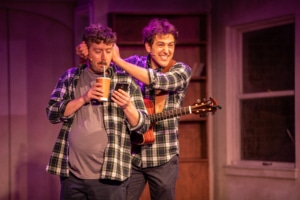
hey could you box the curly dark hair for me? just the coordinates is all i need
[82,24,117,47]
[142,18,178,46]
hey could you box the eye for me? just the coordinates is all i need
[95,50,102,54]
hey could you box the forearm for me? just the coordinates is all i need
[123,105,140,127]
[63,96,86,117]
[114,58,150,85]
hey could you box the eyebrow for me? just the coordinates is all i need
[93,47,113,51]
[156,41,175,44]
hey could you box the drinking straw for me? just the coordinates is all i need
[104,65,106,77]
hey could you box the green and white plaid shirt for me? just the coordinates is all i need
[46,64,150,181]
[125,55,192,168]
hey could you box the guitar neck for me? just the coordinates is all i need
[150,106,191,123]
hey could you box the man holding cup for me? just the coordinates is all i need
[46,24,150,200]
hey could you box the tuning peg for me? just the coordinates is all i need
[212,105,222,109]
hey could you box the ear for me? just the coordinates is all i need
[145,43,151,53]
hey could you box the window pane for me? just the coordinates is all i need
[241,97,295,162]
[242,23,294,93]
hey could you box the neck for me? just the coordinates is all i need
[149,58,161,70]
[87,65,105,76]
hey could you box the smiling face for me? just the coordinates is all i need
[88,41,113,74]
[145,34,175,69]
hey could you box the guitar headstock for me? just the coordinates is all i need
[191,97,222,116]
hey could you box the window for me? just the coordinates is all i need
[225,16,297,179]
[241,23,295,163]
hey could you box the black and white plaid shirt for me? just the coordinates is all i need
[124,55,192,168]
[46,64,150,181]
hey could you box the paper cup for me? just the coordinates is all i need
[96,77,111,101]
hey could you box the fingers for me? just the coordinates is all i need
[112,44,121,62]
[112,90,130,108]
[112,90,126,101]
[84,83,104,101]
[76,41,89,59]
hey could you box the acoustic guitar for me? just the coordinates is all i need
[130,97,222,145]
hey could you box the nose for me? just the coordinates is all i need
[163,45,170,53]
[101,52,106,60]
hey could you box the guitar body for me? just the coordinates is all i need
[130,99,156,145]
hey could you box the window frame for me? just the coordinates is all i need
[224,15,298,179]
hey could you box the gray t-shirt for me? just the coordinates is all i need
[69,67,108,179]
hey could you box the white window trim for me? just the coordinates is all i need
[225,15,298,179]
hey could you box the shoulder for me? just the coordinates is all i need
[59,66,82,81]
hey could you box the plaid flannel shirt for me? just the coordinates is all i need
[125,55,192,168]
[46,64,150,181]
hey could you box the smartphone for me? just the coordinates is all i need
[115,83,129,92]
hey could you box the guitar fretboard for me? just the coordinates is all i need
[150,106,191,123]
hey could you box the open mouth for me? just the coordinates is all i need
[159,55,169,61]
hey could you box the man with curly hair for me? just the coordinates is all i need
[46,24,150,200]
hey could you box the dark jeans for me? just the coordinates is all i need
[127,155,179,200]
[60,172,128,200]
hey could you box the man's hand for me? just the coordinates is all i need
[64,82,104,117]
[112,89,140,127]
[76,41,89,60]
[82,82,105,103]
[112,44,122,65]
[111,89,131,110]
[111,44,150,85]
